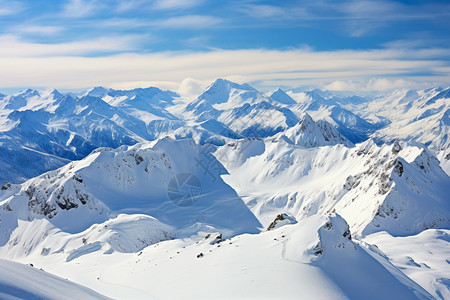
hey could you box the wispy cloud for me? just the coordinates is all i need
[62,0,99,18]
[323,78,422,92]
[0,0,25,16]
[98,15,222,30]
[115,0,146,12]
[239,4,286,18]
[13,25,64,36]
[0,45,448,92]
[157,15,222,29]
[0,1,448,94]
[0,34,144,57]
[235,1,450,37]
[152,0,204,10]
[329,0,450,36]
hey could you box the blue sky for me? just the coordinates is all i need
[0,0,449,94]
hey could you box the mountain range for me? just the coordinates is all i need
[0,79,449,299]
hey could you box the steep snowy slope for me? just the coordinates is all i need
[0,258,111,300]
[275,113,353,147]
[101,86,178,121]
[1,81,447,186]
[1,79,449,299]
[216,139,450,236]
[0,82,301,184]
[364,229,450,300]
[191,78,261,109]
[0,136,447,299]
[288,90,380,143]
[267,88,297,105]
[182,79,300,138]
[349,88,450,151]
[0,138,261,261]
[217,101,299,137]
[0,214,434,300]
[0,90,164,183]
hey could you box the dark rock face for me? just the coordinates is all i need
[1,182,11,190]
[393,160,404,177]
[25,180,90,219]
[267,213,297,231]
[392,141,402,154]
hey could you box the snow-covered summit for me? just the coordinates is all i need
[277,113,353,147]
[268,88,297,105]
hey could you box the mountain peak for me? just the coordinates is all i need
[279,113,352,147]
[50,88,61,95]
[268,88,297,105]
[16,89,40,97]
[300,112,314,124]
[210,78,255,90]
[198,79,257,105]
[83,86,110,97]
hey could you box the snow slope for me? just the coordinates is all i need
[364,229,450,300]
[0,79,449,299]
[1,81,448,185]
[0,215,434,300]
[346,88,449,152]
[0,258,110,300]
[287,89,380,143]
[0,139,261,261]
[275,113,353,147]
[216,139,450,236]
[0,136,448,299]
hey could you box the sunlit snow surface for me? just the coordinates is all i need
[0,80,449,299]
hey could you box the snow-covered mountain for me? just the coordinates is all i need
[183,79,300,138]
[2,81,448,184]
[346,88,449,151]
[267,88,297,105]
[216,138,449,236]
[0,79,449,299]
[288,89,382,143]
[0,135,448,298]
[0,258,110,299]
[275,113,353,147]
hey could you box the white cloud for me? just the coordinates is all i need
[0,45,448,92]
[177,77,209,98]
[323,78,435,93]
[110,80,180,92]
[234,1,450,37]
[152,0,203,10]
[241,4,286,18]
[0,0,25,16]
[62,0,99,18]
[0,35,144,57]
[13,25,64,35]
[99,15,221,30]
[115,0,145,12]
[157,15,221,29]
[324,80,361,91]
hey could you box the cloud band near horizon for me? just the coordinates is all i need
[0,44,448,95]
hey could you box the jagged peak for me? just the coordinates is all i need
[49,88,62,96]
[299,112,314,124]
[198,78,258,105]
[15,88,40,97]
[208,78,256,91]
[83,86,110,97]
[278,112,352,147]
[268,88,297,105]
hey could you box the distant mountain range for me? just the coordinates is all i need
[1,79,448,184]
[0,79,448,299]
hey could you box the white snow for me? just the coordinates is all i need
[0,258,110,300]
[0,79,449,299]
